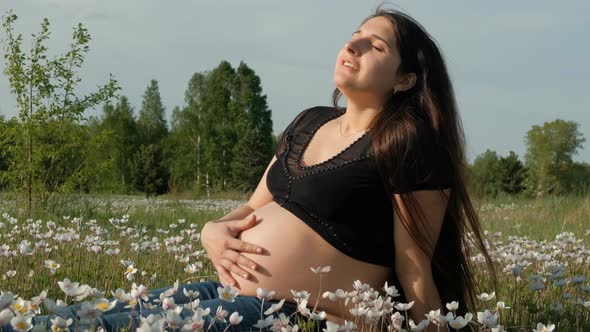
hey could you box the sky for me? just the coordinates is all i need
[0,0,588,163]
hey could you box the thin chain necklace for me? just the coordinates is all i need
[338,118,369,137]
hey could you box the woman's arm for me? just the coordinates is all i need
[210,155,278,223]
[393,189,450,331]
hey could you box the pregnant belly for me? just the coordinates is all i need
[224,201,393,323]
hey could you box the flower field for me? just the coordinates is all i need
[0,194,588,331]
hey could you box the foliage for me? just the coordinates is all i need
[130,144,169,197]
[524,119,586,196]
[0,11,119,213]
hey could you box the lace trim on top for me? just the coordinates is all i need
[281,107,373,179]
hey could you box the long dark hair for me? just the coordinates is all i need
[332,7,497,318]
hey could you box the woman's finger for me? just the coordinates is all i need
[216,264,238,288]
[222,248,258,271]
[219,257,252,281]
[226,237,264,255]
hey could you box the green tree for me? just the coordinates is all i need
[130,144,169,197]
[1,12,119,213]
[468,149,502,197]
[137,79,167,146]
[498,151,527,194]
[563,162,590,195]
[200,61,238,191]
[230,62,274,192]
[167,72,208,193]
[101,96,138,192]
[524,119,586,195]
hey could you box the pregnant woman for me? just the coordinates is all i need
[198,7,498,332]
[12,6,497,332]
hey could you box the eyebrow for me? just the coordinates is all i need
[352,29,392,49]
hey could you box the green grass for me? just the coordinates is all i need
[0,193,588,331]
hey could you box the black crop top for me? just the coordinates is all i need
[266,106,451,267]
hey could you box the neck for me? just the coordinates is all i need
[339,99,383,134]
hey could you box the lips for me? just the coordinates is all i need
[341,58,358,70]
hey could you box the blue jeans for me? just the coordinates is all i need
[23,281,324,332]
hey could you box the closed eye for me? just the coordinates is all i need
[373,45,383,52]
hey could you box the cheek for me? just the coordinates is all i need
[368,59,397,87]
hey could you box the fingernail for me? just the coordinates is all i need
[251,265,256,270]
[256,247,262,253]
[242,273,248,278]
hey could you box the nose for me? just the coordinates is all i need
[344,40,360,56]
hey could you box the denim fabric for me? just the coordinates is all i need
[15,280,325,332]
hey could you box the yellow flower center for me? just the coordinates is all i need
[97,302,109,311]
[129,299,135,305]
[452,322,461,328]
[19,306,28,314]
[50,263,57,268]
[14,303,22,310]
[16,321,27,330]
[223,293,230,299]
[126,267,133,273]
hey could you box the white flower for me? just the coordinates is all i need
[58,278,89,298]
[322,321,340,332]
[383,281,400,298]
[495,301,510,311]
[322,289,347,302]
[0,308,15,327]
[0,292,15,311]
[163,280,180,297]
[217,284,239,302]
[477,309,498,328]
[257,288,276,301]
[311,265,331,273]
[43,298,67,315]
[76,301,102,321]
[137,315,165,332]
[50,316,73,332]
[161,297,177,311]
[297,299,311,317]
[165,310,186,330]
[409,318,430,332]
[448,313,472,330]
[183,288,200,300]
[446,301,459,311]
[94,298,117,312]
[310,311,327,321]
[264,299,285,315]
[4,270,16,279]
[390,312,405,329]
[184,262,203,274]
[106,248,120,256]
[253,315,274,329]
[227,311,243,325]
[394,301,415,311]
[532,323,555,332]
[291,290,310,302]
[215,305,228,323]
[10,314,33,332]
[476,292,495,301]
[337,320,357,332]
[44,260,60,274]
[124,265,138,277]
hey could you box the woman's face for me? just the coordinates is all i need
[333,16,401,101]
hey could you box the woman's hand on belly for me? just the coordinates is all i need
[201,215,266,288]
